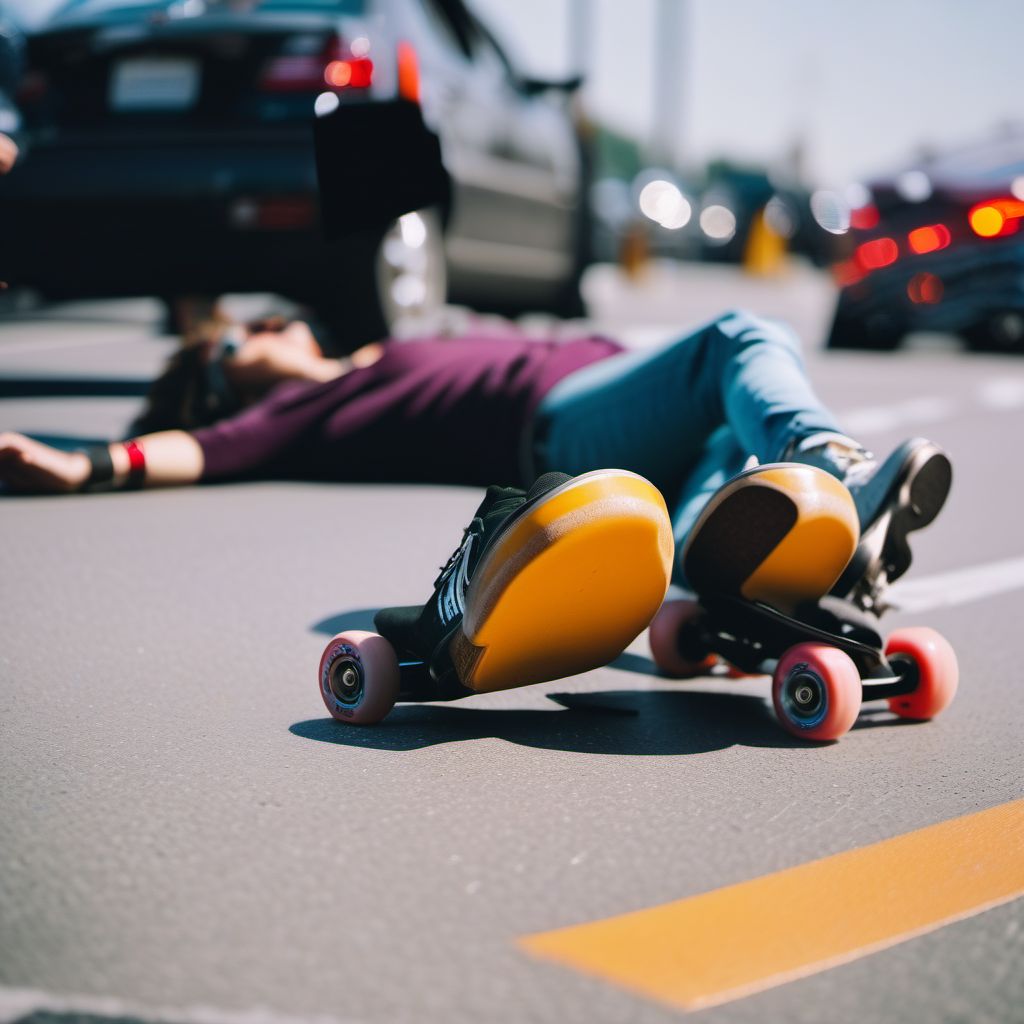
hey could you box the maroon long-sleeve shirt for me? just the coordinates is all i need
[191,330,622,487]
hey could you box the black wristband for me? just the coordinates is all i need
[82,444,115,489]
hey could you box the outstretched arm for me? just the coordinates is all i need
[0,430,204,494]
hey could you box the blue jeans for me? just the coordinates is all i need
[529,311,843,584]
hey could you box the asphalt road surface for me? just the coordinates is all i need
[2,264,1022,1024]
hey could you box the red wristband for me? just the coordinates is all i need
[123,440,146,489]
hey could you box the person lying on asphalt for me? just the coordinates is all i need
[0,310,951,610]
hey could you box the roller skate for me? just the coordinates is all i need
[785,433,953,614]
[648,464,958,742]
[319,469,675,725]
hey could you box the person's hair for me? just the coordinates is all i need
[131,315,291,435]
[130,338,218,435]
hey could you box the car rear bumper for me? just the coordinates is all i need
[835,241,1024,333]
[0,140,340,297]
[2,135,317,199]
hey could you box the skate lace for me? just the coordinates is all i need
[433,522,478,589]
[842,455,877,488]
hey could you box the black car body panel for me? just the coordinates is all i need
[829,133,1024,351]
[0,0,586,343]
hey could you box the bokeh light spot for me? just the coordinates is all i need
[908,223,951,254]
[700,204,737,242]
[907,272,944,304]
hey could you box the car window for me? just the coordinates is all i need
[469,17,518,83]
[419,0,477,60]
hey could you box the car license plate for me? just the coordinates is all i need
[110,57,200,111]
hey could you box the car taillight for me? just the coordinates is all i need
[833,259,865,287]
[908,224,951,254]
[907,272,943,304]
[855,236,898,270]
[261,54,328,92]
[397,41,420,103]
[969,198,1024,238]
[324,57,373,89]
[260,36,373,93]
[230,196,316,230]
[849,204,879,231]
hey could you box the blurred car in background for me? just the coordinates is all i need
[590,153,837,272]
[0,0,589,346]
[829,129,1024,352]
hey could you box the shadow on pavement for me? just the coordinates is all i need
[290,688,811,755]
[313,616,679,681]
[311,608,381,635]
[304,609,917,751]
[25,433,110,450]
[0,378,150,398]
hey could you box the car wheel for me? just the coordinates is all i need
[963,311,1024,354]
[308,209,447,353]
[827,309,902,351]
[374,209,447,334]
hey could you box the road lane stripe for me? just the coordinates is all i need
[836,377,1024,438]
[890,555,1024,613]
[839,396,960,437]
[520,799,1024,1012]
[978,378,1024,411]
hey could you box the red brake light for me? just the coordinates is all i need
[261,38,373,93]
[833,259,865,287]
[849,204,879,231]
[855,237,899,271]
[325,57,373,89]
[231,197,316,231]
[969,198,1024,238]
[908,223,951,255]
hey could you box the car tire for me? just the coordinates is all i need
[827,309,902,351]
[962,311,1024,354]
[374,209,447,334]
[309,209,447,353]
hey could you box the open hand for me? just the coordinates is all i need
[0,432,92,493]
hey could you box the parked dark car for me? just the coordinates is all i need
[828,131,1024,352]
[0,0,589,346]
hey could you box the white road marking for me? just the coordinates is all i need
[890,556,1024,613]
[0,333,164,357]
[0,986,362,1024]
[838,376,1024,437]
[840,396,960,437]
[977,378,1024,411]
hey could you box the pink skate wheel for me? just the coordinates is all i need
[885,627,959,720]
[649,598,717,678]
[318,630,400,725]
[772,643,861,741]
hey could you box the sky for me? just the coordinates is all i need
[471,0,1024,187]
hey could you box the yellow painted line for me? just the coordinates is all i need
[521,799,1024,1012]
